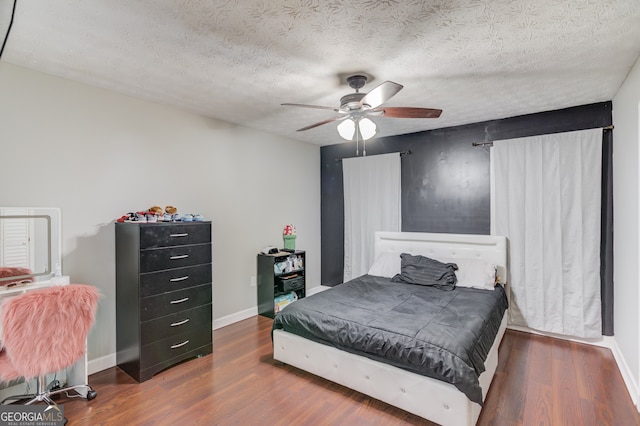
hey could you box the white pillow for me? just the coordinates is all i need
[368,252,402,278]
[453,259,497,290]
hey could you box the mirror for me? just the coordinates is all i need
[0,207,61,285]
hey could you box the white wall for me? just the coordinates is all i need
[0,63,321,368]
[613,56,640,407]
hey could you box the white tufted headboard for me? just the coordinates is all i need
[374,232,508,284]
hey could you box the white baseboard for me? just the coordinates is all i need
[213,306,257,330]
[608,337,640,411]
[88,353,116,376]
[88,308,258,376]
[88,290,332,376]
[211,286,330,329]
[307,285,332,295]
[507,325,639,411]
[507,324,609,347]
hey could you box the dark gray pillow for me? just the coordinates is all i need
[391,253,458,290]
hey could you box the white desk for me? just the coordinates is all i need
[0,280,89,398]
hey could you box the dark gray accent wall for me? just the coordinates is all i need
[601,129,614,336]
[321,101,613,333]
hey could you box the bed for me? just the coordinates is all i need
[272,232,508,426]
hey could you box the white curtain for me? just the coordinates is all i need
[493,129,602,338]
[343,153,401,282]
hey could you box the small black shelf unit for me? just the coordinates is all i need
[257,250,305,318]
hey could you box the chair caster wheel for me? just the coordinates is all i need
[86,390,97,400]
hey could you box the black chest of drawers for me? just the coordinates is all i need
[116,222,213,382]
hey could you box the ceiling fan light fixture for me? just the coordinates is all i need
[337,117,377,141]
[337,118,356,140]
[358,117,377,140]
[283,76,440,142]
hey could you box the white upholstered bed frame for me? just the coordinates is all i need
[273,232,508,426]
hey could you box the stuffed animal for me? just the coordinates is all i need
[165,205,177,215]
[149,206,163,216]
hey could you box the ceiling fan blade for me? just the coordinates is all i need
[359,81,403,109]
[296,116,347,131]
[377,107,442,118]
[282,103,338,112]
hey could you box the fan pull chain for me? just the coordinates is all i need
[355,120,367,156]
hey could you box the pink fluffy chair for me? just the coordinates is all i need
[0,284,100,407]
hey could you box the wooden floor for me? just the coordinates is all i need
[61,316,639,425]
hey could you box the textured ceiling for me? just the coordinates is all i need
[1,0,639,146]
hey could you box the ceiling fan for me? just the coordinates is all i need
[281,74,442,141]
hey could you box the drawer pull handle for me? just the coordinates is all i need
[170,276,190,282]
[170,297,189,304]
[170,254,189,260]
[170,233,189,237]
[170,318,190,327]
[170,340,190,349]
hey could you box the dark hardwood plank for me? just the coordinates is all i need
[481,330,531,425]
[523,381,552,426]
[58,318,639,425]
[479,330,640,426]
[551,338,584,425]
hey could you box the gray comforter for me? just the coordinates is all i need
[272,275,508,405]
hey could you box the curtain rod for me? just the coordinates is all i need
[473,125,615,147]
[334,150,411,162]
